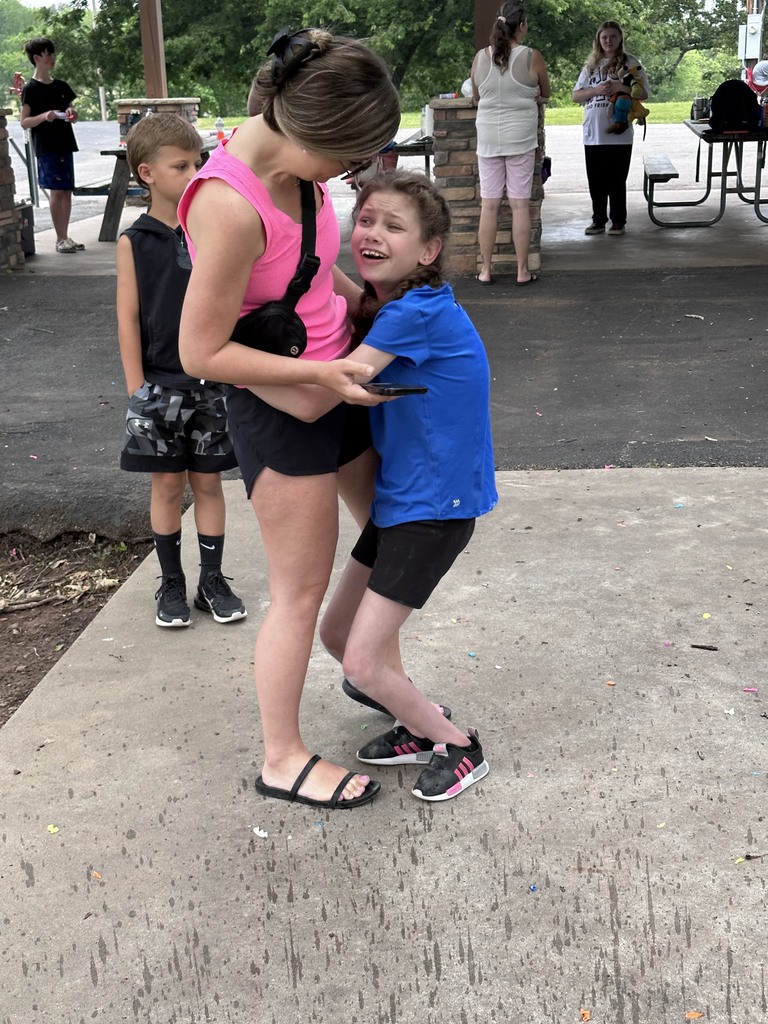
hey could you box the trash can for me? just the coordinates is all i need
[16,202,35,257]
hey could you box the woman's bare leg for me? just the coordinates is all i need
[251,468,369,802]
[510,197,533,282]
[477,197,502,282]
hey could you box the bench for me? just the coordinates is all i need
[643,155,684,226]
[643,155,679,184]
[73,180,143,197]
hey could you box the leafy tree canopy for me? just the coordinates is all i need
[1,0,745,118]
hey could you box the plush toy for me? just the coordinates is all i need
[607,64,649,134]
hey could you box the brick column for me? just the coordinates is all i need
[0,108,24,270]
[430,97,545,277]
[115,97,200,144]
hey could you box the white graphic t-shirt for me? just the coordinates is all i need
[574,55,649,146]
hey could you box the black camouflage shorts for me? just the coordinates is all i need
[120,381,238,474]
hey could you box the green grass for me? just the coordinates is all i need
[195,102,691,133]
[541,100,691,126]
[197,112,424,130]
[5,102,691,131]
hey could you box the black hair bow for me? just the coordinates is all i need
[267,27,320,87]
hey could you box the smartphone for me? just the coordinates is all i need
[361,382,428,396]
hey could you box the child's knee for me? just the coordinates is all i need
[319,615,344,662]
[342,646,375,693]
[189,471,223,500]
[152,472,187,503]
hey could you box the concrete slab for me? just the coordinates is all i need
[3,120,768,1024]
[1,470,766,1022]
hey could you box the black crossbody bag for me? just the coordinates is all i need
[230,179,320,358]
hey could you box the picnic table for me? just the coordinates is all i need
[82,134,219,242]
[643,119,768,227]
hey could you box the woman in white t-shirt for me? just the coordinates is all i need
[471,1,550,285]
[572,21,649,236]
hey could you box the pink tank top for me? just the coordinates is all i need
[178,139,351,362]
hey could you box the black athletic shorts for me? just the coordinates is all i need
[351,517,476,609]
[120,381,237,473]
[226,387,372,497]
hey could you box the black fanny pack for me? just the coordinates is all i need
[230,179,319,358]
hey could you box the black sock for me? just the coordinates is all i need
[198,533,224,583]
[154,530,183,578]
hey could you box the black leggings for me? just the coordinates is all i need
[584,144,633,228]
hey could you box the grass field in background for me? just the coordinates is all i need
[198,101,691,133]
[3,101,691,132]
[541,100,691,126]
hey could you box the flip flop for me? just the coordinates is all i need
[516,274,539,287]
[255,754,380,809]
[475,274,494,285]
[342,677,452,721]
[342,677,394,716]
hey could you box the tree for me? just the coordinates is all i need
[530,0,743,102]
[1,0,41,105]
[25,0,746,116]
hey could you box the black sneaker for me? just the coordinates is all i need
[155,574,191,628]
[357,724,436,765]
[411,728,489,802]
[194,571,247,623]
[342,677,451,721]
[584,222,605,235]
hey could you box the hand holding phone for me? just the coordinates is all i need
[360,382,428,397]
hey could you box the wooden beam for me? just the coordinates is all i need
[474,0,498,50]
[139,0,168,98]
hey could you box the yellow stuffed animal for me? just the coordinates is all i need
[607,65,650,134]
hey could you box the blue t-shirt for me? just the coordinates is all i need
[364,284,498,528]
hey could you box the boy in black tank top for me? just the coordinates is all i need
[117,114,247,629]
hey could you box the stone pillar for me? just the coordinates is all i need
[430,97,545,277]
[115,97,200,145]
[0,108,24,270]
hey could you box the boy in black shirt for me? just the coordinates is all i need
[117,113,246,628]
[20,37,83,254]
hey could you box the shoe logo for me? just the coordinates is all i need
[200,542,216,550]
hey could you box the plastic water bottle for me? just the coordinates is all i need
[215,116,225,141]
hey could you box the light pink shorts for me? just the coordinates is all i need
[477,151,536,200]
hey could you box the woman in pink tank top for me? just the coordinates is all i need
[178,28,399,810]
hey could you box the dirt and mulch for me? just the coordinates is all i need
[0,534,153,729]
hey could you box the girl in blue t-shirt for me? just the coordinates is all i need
[323,170,499,802]
[257,170,498,801]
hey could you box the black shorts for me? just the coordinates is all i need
[226,387,372,497]
[120,381,237,474]
[351,517,476,609]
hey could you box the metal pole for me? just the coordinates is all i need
[26,134,42,206]
[90,0,109,120]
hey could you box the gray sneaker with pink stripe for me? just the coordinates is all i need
[357,724,435,765]
[411,728,489,802]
